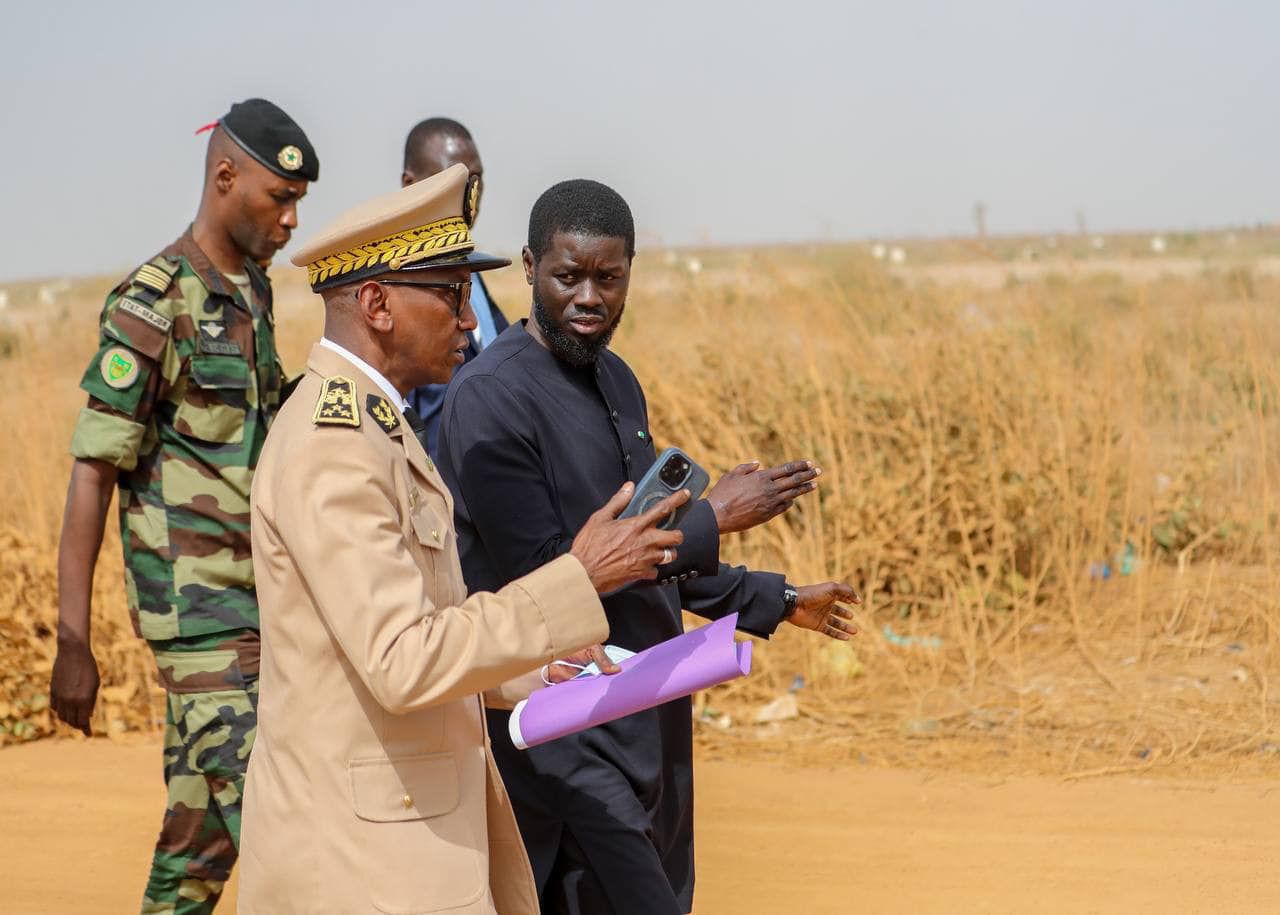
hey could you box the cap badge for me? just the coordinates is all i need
[462,173,481,227]
[278,145,304,172]
[101,346,140,390]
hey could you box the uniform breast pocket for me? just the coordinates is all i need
[175,355,251,444]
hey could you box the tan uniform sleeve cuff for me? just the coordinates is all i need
[483,555,609,711]
[69,407,143,470]
[511,553,609,660]
[484,555,609,710]
[484,667,548,710]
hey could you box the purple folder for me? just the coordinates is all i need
[508,613,753,750]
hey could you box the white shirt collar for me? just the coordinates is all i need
[318,338,409,411]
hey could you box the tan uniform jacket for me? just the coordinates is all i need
[239,343,609,915]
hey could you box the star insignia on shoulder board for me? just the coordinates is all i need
[366,394,400,434]
[313,376,360,427]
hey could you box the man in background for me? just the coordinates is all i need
[400,117,508,456]
[49,98,317,913]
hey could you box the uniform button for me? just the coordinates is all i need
[431,529,438,539]
[623,454,632,465]
[402,794,413,808]
[610,410,619,424]
[689,570,699,578]
[679,573,688,581]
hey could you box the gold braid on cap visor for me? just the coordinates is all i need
[305,216,472,287]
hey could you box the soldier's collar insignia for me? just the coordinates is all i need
[278,145,303,172]
[100,346,140,390]
[313,375,360,427]
[366,394,400,434]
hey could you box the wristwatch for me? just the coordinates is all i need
[781,585,799,619]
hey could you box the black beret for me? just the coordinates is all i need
[220,98,319,182]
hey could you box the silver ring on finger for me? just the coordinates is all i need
[661,548,672,565]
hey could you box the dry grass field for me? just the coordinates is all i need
[3,230,1280,785]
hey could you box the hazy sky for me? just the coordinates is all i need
[1,0,1276,281]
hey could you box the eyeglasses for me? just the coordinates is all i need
[378,279,472,319]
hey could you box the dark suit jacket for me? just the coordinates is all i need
[436,321,788,914]
[406,272,508,458]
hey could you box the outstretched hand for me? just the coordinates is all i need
[707,460,820,534]
[570,482,690,594]
[786,581,861,640]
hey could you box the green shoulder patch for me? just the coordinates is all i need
[313,376,360,427]
[100,346,141,390]
[365,394,400,434]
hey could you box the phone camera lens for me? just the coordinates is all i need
[659,454,692,489]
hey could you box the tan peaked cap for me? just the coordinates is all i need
[291,162,509,291]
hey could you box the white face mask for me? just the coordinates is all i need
[542,644,638,684]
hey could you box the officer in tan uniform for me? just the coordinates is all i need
[239,163,687,914]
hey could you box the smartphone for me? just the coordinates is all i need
[618,447,710,531]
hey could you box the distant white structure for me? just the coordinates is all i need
[889,246,906,264]
[685,257,703,275]
[871,243,887,260]
[1150,236,1167,254]
[1091,236,1106,251]
[0,290,8,311]
[37,278,71,306]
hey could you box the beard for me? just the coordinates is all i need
[532,293,624,368]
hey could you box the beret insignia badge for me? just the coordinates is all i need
[463,173,481,227]
[366,394,400,434]
[278,145,304,172]
[313,376,360,427]
[101,346,140,390]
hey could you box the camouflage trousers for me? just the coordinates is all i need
[141,632,259,915]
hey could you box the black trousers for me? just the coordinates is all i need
[487,708,693,915]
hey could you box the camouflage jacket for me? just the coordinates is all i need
[70,227,284,642]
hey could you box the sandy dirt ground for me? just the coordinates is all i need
[2,737,1278,914]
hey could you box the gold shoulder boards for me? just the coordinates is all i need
[313,376,361,427]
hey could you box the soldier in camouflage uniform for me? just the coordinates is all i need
[50,98,319,914]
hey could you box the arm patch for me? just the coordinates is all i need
[101,266,181,363]
[116,296,172,333]
[79,342,154,416]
